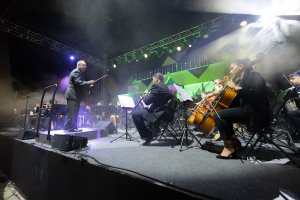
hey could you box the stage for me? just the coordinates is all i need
[1,128,300,200]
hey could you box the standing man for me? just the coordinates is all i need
[132,73,173,146]
[65,60,95,132]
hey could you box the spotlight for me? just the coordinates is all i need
[113,64,117,68]
[176,46,181,51]
[69,55,75,60]
[203,34,209,39]
[259,13,275,26]
[240,21,248,27]
[188,44,192,48]
[144,53,148,58]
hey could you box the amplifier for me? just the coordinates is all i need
[51,134,87,151]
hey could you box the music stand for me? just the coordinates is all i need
[110,95,139,143]
[174,84,203,151]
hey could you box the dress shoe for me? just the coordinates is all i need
[216,151,238,159]
[68,129,82,132]
[141,135,152,146]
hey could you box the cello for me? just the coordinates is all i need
[188,76,238,135]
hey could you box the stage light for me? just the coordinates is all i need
[188,44,192,48]
[177,46,181,51]
[259,13,275,26]
[113,64,117,68]
[203,34,209,39]
[144,53,148,58]
[240,21,248,27]
[69,55,75,60]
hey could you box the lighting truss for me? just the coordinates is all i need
[108,14,255,67]
[0,18,105,68]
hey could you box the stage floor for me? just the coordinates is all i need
[15,127,300,200]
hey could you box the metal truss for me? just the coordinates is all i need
[108,14,255,67]
[0,18,109,100]
[0,18,105,68]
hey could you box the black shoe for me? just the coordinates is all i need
[68,129,82,132]
[142,135,152,146]
[216,152,237,159]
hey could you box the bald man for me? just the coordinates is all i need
[64,60,95,132]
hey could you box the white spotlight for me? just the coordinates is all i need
[188,44,192,48]
[113,64,117,68]
[259,13,275,26]
[177,46,181,51]
[240,21,248,27]
[144,54,148,58]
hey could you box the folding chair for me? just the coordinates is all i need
[155,98,180,145]
[242,124,299,167]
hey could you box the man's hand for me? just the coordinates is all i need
[89,80,95,85]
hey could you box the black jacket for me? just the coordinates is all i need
[65,68,90,100]
[239,71,271,131]
[143,82,173,123]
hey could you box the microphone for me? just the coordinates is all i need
[44,83,58,89]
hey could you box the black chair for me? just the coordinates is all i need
[154,98,180,145]
[242,123,299,167]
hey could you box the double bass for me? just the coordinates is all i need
[188,76,238,135]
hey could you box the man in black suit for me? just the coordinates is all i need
[132,73,173,145]
[64,60,95,132]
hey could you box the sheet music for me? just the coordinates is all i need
[174,84,193,102]
[117,95,135,108]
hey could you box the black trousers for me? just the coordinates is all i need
[132,109,156,139]
[65,99,81,130]
[213,107,248,140]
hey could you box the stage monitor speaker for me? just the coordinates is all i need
[94,121,116,135]
[51,134,87,151]
[18,130,36,140]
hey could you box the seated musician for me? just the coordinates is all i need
[285,73,300,136]
[132,73,173,146]
[213,58,271,159]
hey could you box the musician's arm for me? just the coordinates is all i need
[73,71,94,86]
[143,84,159,105]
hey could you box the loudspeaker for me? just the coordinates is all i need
[18,131,36,140]
[94,121,116,135]
[51,134,88,151]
